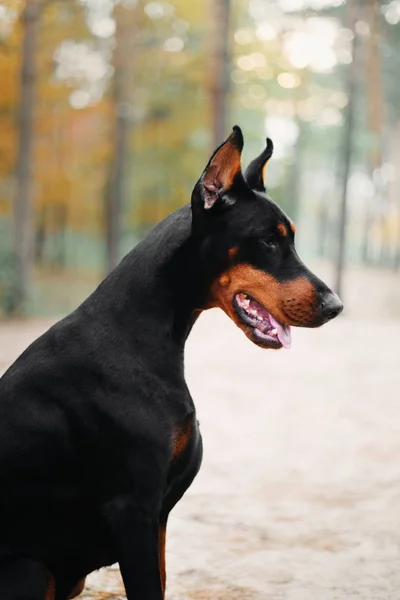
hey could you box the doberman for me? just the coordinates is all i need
[0,126,342,600]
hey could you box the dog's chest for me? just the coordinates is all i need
[162,414,203,513]
[171,415,196,462]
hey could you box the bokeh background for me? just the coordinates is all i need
[1,0,400,316]
[2,1,400,599]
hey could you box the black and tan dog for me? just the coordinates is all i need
[0,127,342,600]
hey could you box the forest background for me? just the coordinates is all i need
[0,0,399,317]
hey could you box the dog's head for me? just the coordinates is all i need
[191,126,343,350]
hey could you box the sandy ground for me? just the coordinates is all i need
[1,266,400,599]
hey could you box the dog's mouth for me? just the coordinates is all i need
[234,292,292,350]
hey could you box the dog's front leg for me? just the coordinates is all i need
[103,495,163,600]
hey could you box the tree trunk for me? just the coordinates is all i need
[317,197,330,259]
[105,4,134,274]
[286,118,306,226]
[334,0,360,298]
[396,209,400,271]
[209,0,231,149]
[362,0,383,264]
[13,0,40,314]
[390,122,400,270]
[35,204,47,264]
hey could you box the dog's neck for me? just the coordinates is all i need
[86,204,204,370]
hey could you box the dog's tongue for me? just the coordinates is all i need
[269,314,292,349]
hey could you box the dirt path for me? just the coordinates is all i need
[1,307,400,599]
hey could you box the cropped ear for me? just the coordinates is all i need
[244,138,273,192]
[200,125,244,210]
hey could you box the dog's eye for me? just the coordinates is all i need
[261,239,278,251]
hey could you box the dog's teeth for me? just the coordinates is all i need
[242,299,250,309]
[271,328,278,335]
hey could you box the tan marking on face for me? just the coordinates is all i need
[228,246,239,259]
[290,222,296,234]
[159,523,167,598]
[219,274,230,287]
[277,223,287,237]
[172,418,193,461]
[207,263,317,333]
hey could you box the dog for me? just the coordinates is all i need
[0,126,342,599]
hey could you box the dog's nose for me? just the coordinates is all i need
[320,292,343,321]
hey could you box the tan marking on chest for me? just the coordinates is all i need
[172,418,194,461]
[45,575,56,600]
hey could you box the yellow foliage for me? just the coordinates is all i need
[0,21,20,178]
[0,0,112,234]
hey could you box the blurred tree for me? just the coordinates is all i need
[0,13,19,187]
[105,2,138,274]
[13,0,41,313]
[334,0,361,297]
[209,0,231,149]
[362,0,383,264]
[127,0,208,233]
[12,0,89,310]
[34,1,89,266]
[1,0,399,317]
